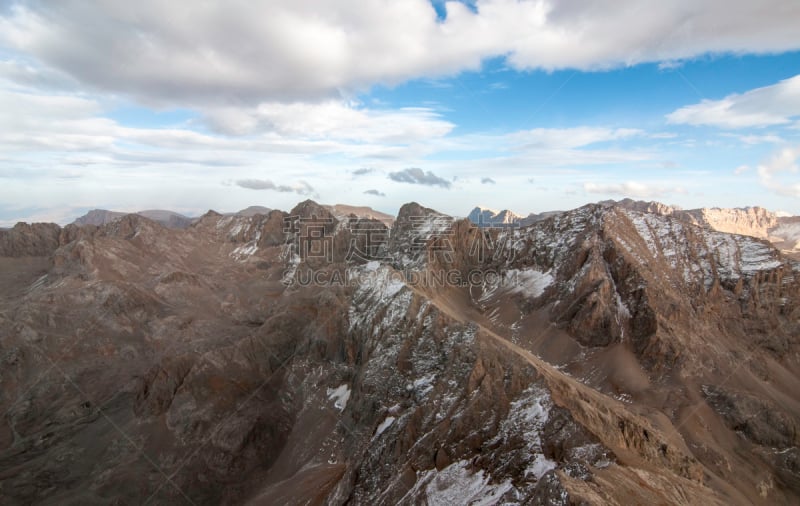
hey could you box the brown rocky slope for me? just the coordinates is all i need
[0,201,797,504]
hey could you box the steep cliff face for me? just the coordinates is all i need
[610,199,800,255]
[1,201,798,505]
[429,203,800,503]
[677,206,778,239]
[0,223,63,257]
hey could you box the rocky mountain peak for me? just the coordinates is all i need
[468,206,522,227]
[688,205,778,238]
[395,201,437,220]
[73,209,126,226]
[388,202,451,268]
[99,212,162,235]
[0,222,62,257]
[289,199,333,220]
[235,205,272,217]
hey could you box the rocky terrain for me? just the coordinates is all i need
[0,199,798,505]
[606,199,800,257]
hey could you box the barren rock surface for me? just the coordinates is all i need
[1,200,798,505]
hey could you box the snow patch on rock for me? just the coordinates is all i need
[327,384,351,411]
[624,209,785,286]
[358,266,406,301]
[406,460,514,506]
[506,268,553,298]
[489,384,556,481]
[230,241,259,260]
[412,374,436,399]
[373,416,395,438]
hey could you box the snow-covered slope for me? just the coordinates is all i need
[607,199,800,255]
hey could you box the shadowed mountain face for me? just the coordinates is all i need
[1,200,799,505]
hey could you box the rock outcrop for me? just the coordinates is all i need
[610,199,800,255]
[0,223,62,257]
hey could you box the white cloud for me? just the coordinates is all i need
[667,74,800,128]
[734,164,750,175]
[757,145,800,197]
[1,1,799,105]
[583,181,687,199]
[0,86,454,163]
[0,73,682,221]
[0,84,657,190]
[205,101,454,142]
[512,127,643,149]
[734,134,784,145]
[650,132,678,139]
[432,127,654,170]
[0,58,78,91]
[657,61,684,71]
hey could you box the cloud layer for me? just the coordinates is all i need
[757,146,800,197]
[2,1,799,105]
[583,181,686,199]
[1,1,800,221]
[667,74,800,128]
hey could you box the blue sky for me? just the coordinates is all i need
[0,0,799,225]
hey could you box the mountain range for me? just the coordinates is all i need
[468,200,800,258]
[71,209,196,229]
[0,199,798,504]
[67,204,395,231]
[467,206,563,228]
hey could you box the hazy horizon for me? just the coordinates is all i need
[4,195,798,229]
